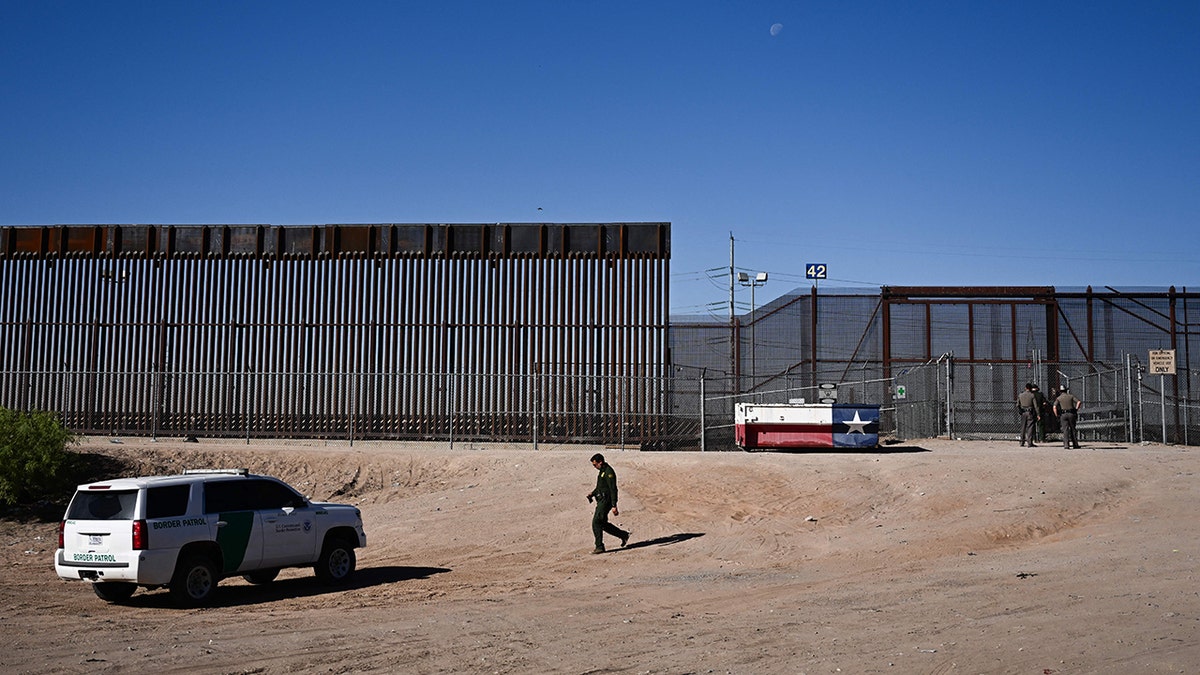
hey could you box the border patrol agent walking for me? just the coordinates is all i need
[587,453,630,554]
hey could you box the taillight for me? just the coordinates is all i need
[58,521,65,549]
[132,520,148,550]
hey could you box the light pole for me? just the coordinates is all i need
[738,271,768,393]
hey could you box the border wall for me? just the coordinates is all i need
[0,223,670,444]
[1,224,1194,449]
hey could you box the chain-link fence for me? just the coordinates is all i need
[669,286,1198,449]
[5,369,696,449]
[933,358,1132,443]
[869,355,1194,446]
[665,355,1183,450]
[671,353,1191,449]
[893,357,950,440]
[2,357,1194,449]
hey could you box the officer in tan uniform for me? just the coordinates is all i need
[1017,383,1040,447]
[1031,384,1048,442]
[1054,384,1083,449]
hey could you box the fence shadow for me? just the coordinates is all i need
[867,444,931,454]
[762,445,931,455]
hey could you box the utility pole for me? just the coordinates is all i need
[729,232,736,321]
[729,233,738,393]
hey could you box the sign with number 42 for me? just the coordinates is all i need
[806,263,827,280]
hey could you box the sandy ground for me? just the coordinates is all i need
[2,435,1198,674]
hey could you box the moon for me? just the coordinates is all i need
[770,23,783,37]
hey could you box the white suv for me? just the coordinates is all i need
[55,469,367,606]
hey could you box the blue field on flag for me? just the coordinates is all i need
[832,405,880,448]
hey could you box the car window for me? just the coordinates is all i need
[66,490,138,520]
[249,479,306,510]
[203,480,256,513]
[146,484,191,518]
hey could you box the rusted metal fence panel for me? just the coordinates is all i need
[0,223,670,444]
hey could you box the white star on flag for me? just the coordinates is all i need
[845,410,869,434]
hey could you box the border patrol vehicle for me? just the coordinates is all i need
[55,469,367,606]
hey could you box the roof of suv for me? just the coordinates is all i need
[76,469,260,491]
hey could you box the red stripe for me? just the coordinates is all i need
[737,423,834,448]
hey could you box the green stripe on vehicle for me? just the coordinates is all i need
[216,511,254,572]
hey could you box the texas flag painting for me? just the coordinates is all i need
[735,403,880,450]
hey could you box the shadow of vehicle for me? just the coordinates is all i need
[118,565,452,608]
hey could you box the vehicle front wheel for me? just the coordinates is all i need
[169,555,219,607]
[314,538,356,585]
[242,568,280,585]
[92,581,137,603]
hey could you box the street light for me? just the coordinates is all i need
[738,271,768,392]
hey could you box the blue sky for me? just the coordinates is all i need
[3,2,1197,317]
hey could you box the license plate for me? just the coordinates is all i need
[88,535,103,546]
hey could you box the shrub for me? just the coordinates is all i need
[0,408,77,507]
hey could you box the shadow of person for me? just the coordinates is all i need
[617,532,704,552]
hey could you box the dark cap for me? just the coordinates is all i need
[590,453,605,463]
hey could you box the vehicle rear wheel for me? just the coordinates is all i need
[242,568,280,584]
[169,555,218,606]
[92,581,137,603]
[314,538,355,585]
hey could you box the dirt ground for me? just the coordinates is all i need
[2,435,1198,674]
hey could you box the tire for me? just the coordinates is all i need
[92,581,137,603]
[169,555,219,607]
[314,537,356,585]
[242,568,280,585]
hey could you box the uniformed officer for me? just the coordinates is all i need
[1045,387,1060,442]
[586,453,630,554]
[1054,384,1083,449]
[1017,383,1040,447]
[1031,384,1047,442]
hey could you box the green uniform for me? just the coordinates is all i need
[589,462,628,551]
